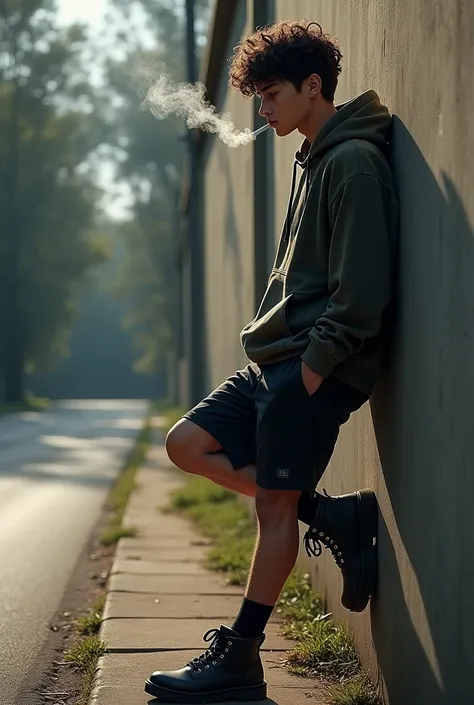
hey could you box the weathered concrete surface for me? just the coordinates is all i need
[102,592,244,621]
[101,618,289,652]
[115,545,208,563]
[91,685,324,705]
[108,572,244,595]
[122,511,193,539]
[272,4,474,705]
[117,536,209,552]
[111,558,209,576]
[96,651,322,690]
[202,1,257,389]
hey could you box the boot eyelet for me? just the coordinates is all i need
[334,545,338,549]
[212,660,217,665]
[330,539,334,544]
[198,668,202,672]
[325,536,329,540]
[228,641,233,645]
[205,665,210,669]
[312,528,317,533]
[319,532,324,537]
[225,648,229,652]
[220,654,225,659]
[340,559,344,564]
[338,552,342,556]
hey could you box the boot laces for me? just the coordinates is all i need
[188,629,231,672]
[303,489,345,567]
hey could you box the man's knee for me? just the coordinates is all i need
[255,487,301,526]
[165,419,195,469]
[165,419,220,472]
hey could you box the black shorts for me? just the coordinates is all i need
[184,356,368,494]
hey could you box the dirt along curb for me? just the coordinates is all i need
[90,420,329,705]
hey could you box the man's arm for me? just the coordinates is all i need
[301,172,394,381]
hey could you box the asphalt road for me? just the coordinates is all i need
[0,399,148,705]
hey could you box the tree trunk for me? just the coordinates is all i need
[4,79,24,403]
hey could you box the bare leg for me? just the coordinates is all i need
[245,488,301,605]
[167,420,303,605]
[146,433,303,700]
[166,419,257,496]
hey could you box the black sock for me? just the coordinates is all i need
[231,597,274,639]
[297,492,319,526]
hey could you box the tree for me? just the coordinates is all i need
[98,0,210,392]
[0,0,108,401]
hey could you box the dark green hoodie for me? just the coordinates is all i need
[240,90,398,396]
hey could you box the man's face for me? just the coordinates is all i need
[256,79,313,137]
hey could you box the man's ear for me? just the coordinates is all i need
[307,73,322,97]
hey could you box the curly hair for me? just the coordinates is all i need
[229,20,342,101]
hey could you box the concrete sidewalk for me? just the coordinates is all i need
[91,430,327,705]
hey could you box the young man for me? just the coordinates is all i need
[145,20,398,704]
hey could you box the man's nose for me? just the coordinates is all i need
[259,101,271,118]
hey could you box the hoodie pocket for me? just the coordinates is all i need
[241,293,293,361]
[283,290,329,335]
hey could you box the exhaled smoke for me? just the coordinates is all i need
[137,63,257,148]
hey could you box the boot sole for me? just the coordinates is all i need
[347,489,378,613]
[144,679,267,703]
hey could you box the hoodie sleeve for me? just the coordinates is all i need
[301,173,394,378]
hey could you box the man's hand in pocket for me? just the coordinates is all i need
[301,362,324,396]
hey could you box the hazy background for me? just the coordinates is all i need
[0,0,210,403]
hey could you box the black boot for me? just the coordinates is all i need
[144,625,267,703]
[303,489,378,613]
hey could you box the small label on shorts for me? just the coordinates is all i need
[277,468,290,479]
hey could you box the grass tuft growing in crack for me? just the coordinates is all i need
[276,570,324,625]
[64,635,108,705]
[64,635,108,669]
[75,593,107,636]
[328,674,382,705]
[285,616,360,680]
[166,474,382,705]
[100,525,137,546]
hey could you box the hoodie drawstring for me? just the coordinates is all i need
[284,161,298,243]
[284,160,310,242]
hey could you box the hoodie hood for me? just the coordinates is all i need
[282,90,393,242]
[295,89,392,166]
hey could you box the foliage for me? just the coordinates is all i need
[0,0,109,399]
[0,0,212,401]
[101,0,211,377]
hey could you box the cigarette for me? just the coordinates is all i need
[250,123,271,139]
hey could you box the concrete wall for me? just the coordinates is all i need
[200,2,474,703]
[202,3,255,388]
[274,4,474,705]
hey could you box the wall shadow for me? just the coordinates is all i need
[370,117,474,704]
